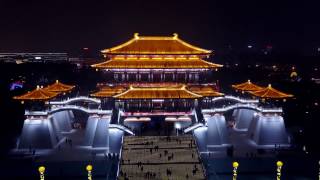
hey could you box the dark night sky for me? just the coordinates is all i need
[0,0,319,55]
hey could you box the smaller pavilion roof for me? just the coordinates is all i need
[101,33,212,55]
[14,86,58,101]
[187,85,224,97]
[232,80,264,91]
[249,84,293,99]
[113,85,202,99]
[43,80,75,93]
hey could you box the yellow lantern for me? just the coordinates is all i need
[232,161,239,180]
[38,166,45,180]
[86,164,93,180]
[276,161,283,180]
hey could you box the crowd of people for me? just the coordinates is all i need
[118,135,205,180]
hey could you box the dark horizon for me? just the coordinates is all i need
[0,0,319,56]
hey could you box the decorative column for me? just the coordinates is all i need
[189,73,193,82]
[184,72,187,82]
[121,74,125,82]
[195,73,199,82]
[126,73,129,81]
[114,73,118,82]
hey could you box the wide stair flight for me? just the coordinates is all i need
[118,135,205,180]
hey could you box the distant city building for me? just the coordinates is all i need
[0,53,68,63]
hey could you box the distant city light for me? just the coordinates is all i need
[317,47,320,52]
[83,48,89,50]
[299,129,303,133]
[35,56,42,60]
[248,45,253,49]
[266,45,273,49]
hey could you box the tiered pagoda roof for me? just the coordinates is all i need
[91,83,224,99]
[14,86,58,101]
[232,80,264,91]
[91,57,222,69]
[91,86,127,97]
[43,80,75,93]
[249,84,293,99]
[101,33,212,55]
[92,33,222,69]
[113,85,202,99]
[187,85,224,97]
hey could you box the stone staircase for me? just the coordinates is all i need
[118,135,205,180]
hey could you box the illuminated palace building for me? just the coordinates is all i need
[13,33,293,179]
[92,33,223,114]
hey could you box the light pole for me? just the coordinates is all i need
[276,161,283,180]
[38,166,45,180]
[232,161,239,180]
[86,164,93,180]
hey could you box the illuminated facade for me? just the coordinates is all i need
[91,33,223,111]
[92,33,222,83]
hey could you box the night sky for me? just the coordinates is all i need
[0,0,319,55]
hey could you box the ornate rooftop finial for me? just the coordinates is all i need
[173,33,178,39]
[134,33,139,40]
